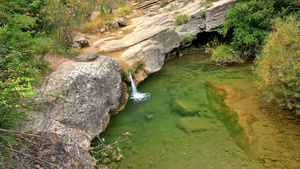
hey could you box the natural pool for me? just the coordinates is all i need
[96,54,262,169]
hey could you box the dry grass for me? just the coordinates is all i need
[81,17,106,33]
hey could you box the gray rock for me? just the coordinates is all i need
[73,51,99,62]
[93,37,115,48]
[73,38,89,48]
[205,0,236,31]
[116,18,127,27]
[24,56,127,149]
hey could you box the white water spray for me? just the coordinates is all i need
[129,72,150,102]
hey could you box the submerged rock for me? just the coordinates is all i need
[178,117,217,133]
[171,99,200,116]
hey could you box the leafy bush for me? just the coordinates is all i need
[182,34,194,46]
[210,45,244,65]
[255,16,300,115]
[0,14,36,50]
[0,45,38,129]
[219,0,299,56]
[174,14,189,26]
[32,37,54,56]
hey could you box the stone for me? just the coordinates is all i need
[73,51,98,62]
[116,18,127,27]
[99,0,234,84]
[23,56,127,149]
[178,117,217,133]
[73,38,89,48]
[205,0,235,31]
[172,99,200,116]
[98,26,169,53]
[93,37,115,48]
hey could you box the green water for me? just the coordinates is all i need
[96,54,261,169]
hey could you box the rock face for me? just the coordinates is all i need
[98,0,235,83]
[24,55,127,150]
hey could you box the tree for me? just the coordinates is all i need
[254,16,300,115]
[219,0,299,57]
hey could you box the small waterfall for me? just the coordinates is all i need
[129,72,150,102]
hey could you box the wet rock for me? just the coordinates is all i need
[73,51,98,62]
[178,117,217,133]
[172,99,200,116]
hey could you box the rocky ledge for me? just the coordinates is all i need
[97,0,235,83]
[22,52,127,167]
[22,0,235,167]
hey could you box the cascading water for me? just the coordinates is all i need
[129,72,150,102]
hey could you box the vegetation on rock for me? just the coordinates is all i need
[174,14,189,26]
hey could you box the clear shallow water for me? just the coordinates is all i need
[96,54,261,169]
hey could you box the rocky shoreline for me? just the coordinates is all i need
[22,0,236,167]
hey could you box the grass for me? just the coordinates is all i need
[174,14,189,26]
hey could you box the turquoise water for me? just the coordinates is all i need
[96,54,261,169]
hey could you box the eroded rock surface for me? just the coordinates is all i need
[24,55,127,150]
[98,0,235,83]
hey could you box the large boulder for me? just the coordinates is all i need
[24,55,127,148]
[119,28,181,82]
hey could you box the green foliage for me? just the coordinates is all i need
[161,0,170,7]
[0,45,38,129]
[182,34,194,46]
[0,14,36,50]
[210,45,244,65]
[220,0,299,56]
[200,0,218,7]
[174,14,189,26]
[254,16,300,115]
[176,46,205,57]
[32,37,54,56]
[138,0,145,4]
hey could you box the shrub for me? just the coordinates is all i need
[32,37,54,56]
[81,17,106,33]
[254,16,300,115]
[182,34,194,46]
[174,14,189,26]
[210,45,244,65]
[119,4,133,16]
[219,0,299,56]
